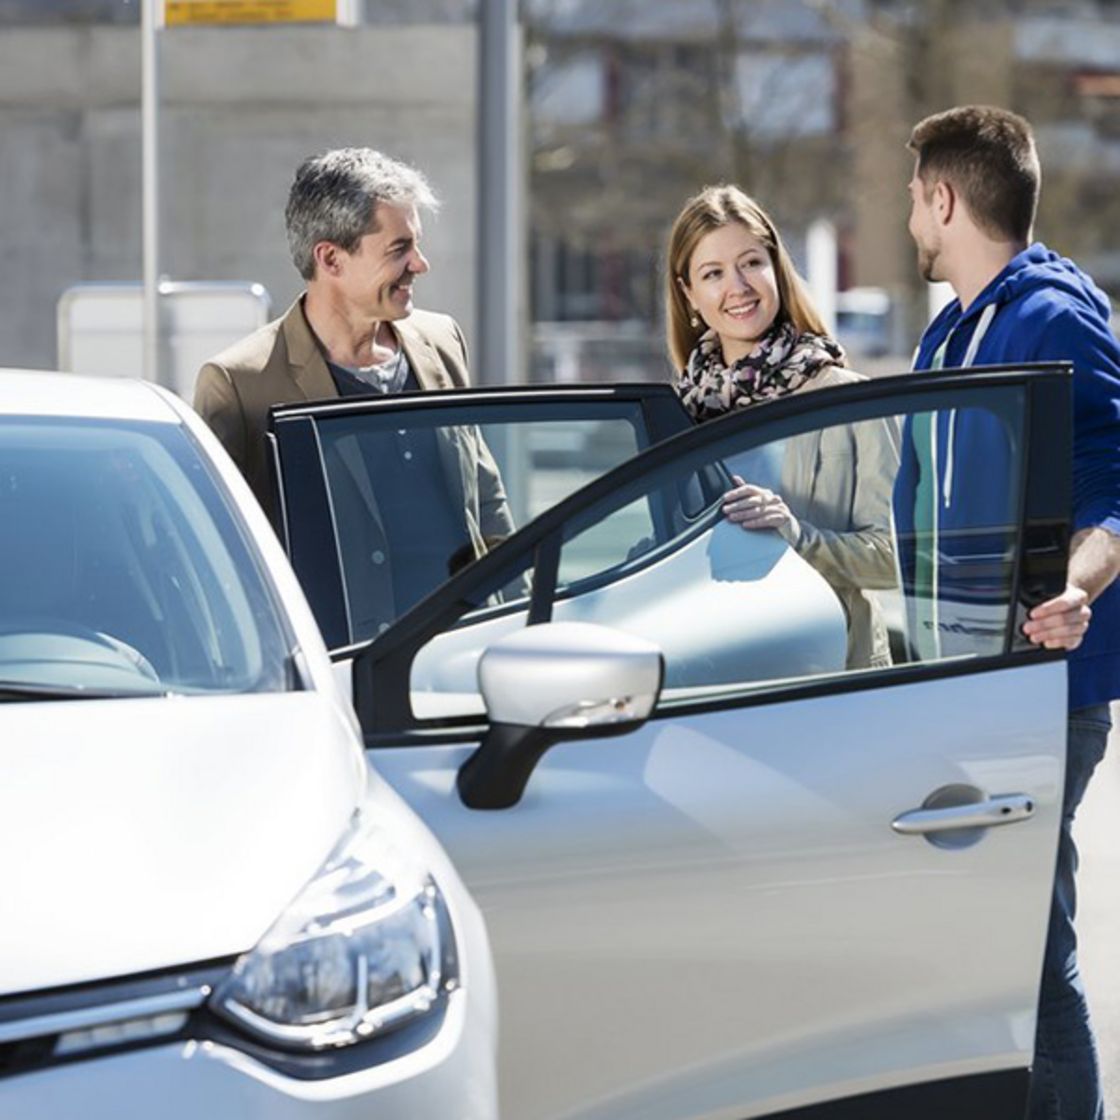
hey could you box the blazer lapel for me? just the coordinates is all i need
[396,318,455,391]
[282,297,339,402]
[435,428,470,529]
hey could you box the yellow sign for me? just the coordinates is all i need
[164,0,338,25]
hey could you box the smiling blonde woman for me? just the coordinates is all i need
[665,184,900,669]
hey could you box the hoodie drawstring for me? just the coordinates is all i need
[942,301,998,508]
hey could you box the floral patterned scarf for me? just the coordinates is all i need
[676,320,846,423]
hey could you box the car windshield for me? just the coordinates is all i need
[0,416,293,696]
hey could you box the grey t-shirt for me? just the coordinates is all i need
[327,346,412,396]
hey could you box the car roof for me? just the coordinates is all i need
[0,369,181,424]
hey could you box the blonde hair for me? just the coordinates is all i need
[665,185,830,372]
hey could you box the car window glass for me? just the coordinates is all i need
[488,413,649,522]
[488,417,657,584]
[298,401,655,645]
[0,418,292,695]
[406,388,1027,721]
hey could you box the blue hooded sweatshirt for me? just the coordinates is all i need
[898,242,1120,710]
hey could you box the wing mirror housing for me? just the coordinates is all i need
[457,622,664,810]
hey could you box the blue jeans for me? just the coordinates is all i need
[1028,704,1112,1120]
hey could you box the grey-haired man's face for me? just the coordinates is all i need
[327,202,430,321]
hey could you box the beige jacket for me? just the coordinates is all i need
[196,298,478,508]
[194,298,514,640]
[778,365,900,668]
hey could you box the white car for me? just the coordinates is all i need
[0,372,497,1119]
[1,361,1074,1120]
[263,365,1074,1120]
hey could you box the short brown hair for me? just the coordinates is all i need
[908,105,1040,243]
[665,185,830,372]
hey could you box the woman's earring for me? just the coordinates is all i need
[689,313,700,329]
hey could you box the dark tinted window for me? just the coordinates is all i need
[276,396,674,646]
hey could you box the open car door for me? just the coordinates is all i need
[271,365,1072,1120]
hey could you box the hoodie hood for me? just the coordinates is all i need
[989,243,1112,321]
[917,242,1115,369]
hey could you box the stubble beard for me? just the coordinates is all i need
[916,239,942,284]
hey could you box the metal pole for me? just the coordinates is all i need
[141,0,162,385]
[477,0,521,387]
[806,218,837,336]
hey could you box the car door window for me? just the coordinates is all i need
[270,388,691,647]
[549,397,1024,682]
[347,369,1063,734]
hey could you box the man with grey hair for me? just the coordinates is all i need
[195,147,514,634]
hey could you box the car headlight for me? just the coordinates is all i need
[211,812,456,1050]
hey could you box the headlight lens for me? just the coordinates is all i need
[211,813,455,1050]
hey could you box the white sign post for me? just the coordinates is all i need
[142,0,163,386]
[140,0,358,387]
[806,218,838,337]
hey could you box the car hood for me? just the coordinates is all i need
[0,692,365,996]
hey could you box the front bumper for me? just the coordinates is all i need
[0,983,494,1119]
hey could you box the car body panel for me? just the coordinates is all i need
[0,370,178,423]
[0,693,362,995]
[368,660,1065,1119]
[0,986,494,1120]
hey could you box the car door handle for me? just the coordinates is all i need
[892,793,1035,835]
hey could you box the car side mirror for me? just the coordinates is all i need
[457,622,664,810]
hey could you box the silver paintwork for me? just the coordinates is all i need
[371,660,1067,1119]
[477,622,661,728]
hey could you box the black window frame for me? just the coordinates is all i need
[339,364,1071,746]
[266,383,693,649]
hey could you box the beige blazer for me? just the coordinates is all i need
[778,365,901,668]
[194,298,514,640]
[195,298,476,508]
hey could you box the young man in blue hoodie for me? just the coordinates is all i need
[902,104,1120,1119]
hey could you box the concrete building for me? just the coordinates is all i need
[2,1,1117,381]
[0,5,477,374]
